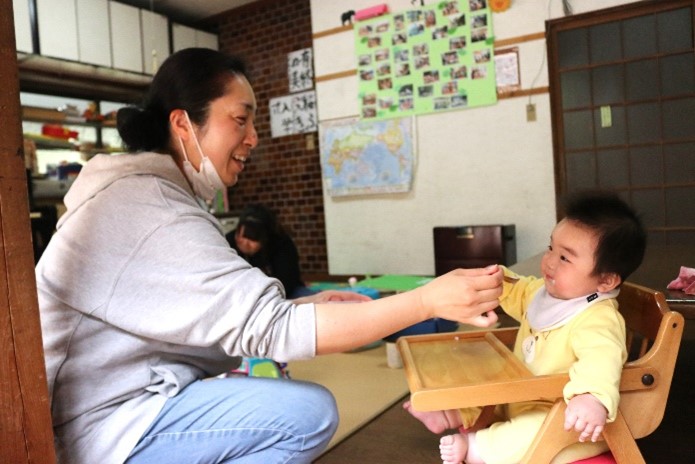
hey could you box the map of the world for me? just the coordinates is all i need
[319,117,414,197]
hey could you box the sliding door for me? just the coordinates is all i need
[547,0,695,244]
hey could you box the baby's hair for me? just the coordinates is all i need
[561,190,646,282]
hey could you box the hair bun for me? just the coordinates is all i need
[117,106,168,152]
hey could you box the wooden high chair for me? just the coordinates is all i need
[397,282,684,463]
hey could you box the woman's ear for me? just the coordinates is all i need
[597,272,621,292]
[169,109,190,140]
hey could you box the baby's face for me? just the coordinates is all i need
[541,219,602,299]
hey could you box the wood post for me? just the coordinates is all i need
[0,0,57,462]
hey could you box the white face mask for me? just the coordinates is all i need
[178,111,226,201]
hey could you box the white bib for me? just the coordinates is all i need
[521,287,619,364]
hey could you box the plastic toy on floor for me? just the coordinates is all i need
[228,357,290,379]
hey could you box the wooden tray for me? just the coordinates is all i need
[397,330,567,411]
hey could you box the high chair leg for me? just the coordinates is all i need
[521,400,574,463]
[602,409,645,464]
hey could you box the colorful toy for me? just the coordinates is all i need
[228,357,290,379]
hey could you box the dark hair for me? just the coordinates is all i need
[117,48,248,152]
[561,190,646,282]
[237,204,281,250]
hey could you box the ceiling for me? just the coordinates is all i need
[121,0,258,25]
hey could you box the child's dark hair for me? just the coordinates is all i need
[561,190,646,282]
[237,204,280,250]
[117,48,248,153]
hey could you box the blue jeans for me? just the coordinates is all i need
[126,377,338,464]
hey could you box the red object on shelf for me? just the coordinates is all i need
[42,124,79,140]
[355,4,388,21]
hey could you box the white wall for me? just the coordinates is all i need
[311,0,634,276]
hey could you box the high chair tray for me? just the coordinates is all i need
[397,330,567,411]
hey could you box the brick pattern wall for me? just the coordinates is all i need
[213,0,329,277]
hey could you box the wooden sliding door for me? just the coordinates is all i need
[547,0,695,244]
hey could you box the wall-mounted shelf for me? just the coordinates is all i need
[21,105,117,127]
[17,53,151,103]
[24,133,77,150]
[23,104,122,154]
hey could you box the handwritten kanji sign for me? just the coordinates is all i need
[288,48,314,93]
[270,90,317,138]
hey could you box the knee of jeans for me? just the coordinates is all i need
[315,383,339,427]
[302,383,339,441]
[288,398,338,464]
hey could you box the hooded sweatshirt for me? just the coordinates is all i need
[36,152,317,463]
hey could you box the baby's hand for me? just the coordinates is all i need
[564,393,607,443]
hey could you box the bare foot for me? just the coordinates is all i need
[440,434,468,464]
[403,400,463,434]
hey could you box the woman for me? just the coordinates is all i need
[35,48,503,464]
[228,204,309,298]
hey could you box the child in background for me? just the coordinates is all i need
[227,204,311,298]
[405,191,647,464]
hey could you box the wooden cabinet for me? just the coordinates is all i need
[433,225,517,276]
[172,22,219,52]
[197,30,219,51]
[76,0,112,67]
[12,0,32,53]
[140,9,170,75]
[36,0,79,61]
[172,23,196,51]
[17,0,217,83]
[109,0,143,73]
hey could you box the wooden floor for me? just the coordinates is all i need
[315,337,695,464]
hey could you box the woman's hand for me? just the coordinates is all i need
[414,265,503,327]
[293,290,372,305]
[314,266,503,354]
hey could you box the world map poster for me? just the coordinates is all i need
[320,117,414,197]
[355,0,497,120]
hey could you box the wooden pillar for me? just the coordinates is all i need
[0,0,57,462]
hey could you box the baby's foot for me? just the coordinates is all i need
[403,400,461,434]
[439,434,467,464]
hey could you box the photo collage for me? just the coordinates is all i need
[355,0,497,120]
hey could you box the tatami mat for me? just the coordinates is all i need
[288,343,409,450]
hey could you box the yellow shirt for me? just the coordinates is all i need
[472,267,627,464]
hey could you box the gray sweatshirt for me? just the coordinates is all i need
[36,152,317,463]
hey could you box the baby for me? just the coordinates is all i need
[405,191,646,463]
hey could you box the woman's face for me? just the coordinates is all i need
[235,225,262,256]
[193,75,258,186]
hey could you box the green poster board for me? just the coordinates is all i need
[354,0,497,120]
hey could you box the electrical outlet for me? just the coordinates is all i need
[526,103,536,122]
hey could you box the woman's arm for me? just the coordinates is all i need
[314,266,504,354]
[292,290,372,305]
